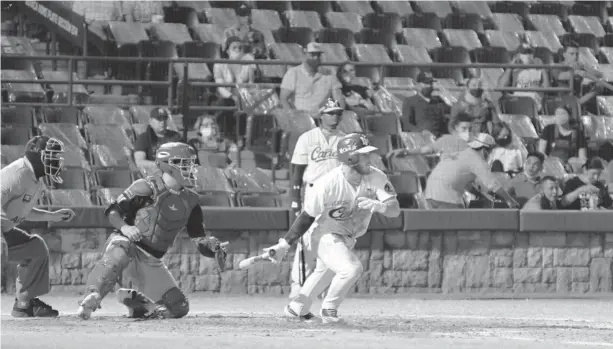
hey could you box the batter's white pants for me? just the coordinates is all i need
[289,230,317,299]
[289,233,362,315]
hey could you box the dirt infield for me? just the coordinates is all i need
[2,294,613,349]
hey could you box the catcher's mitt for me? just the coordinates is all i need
[194,237,228,271]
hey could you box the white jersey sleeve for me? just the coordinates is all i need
[372,168,397,203]
[290,132,309,165]
[302,180,329,217]
[1,166,24,227]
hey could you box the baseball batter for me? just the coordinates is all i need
[265,133,400,324]
[1,136,75,317]
[289,98,345,299]
[77,142,228,320]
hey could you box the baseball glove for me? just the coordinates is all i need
[194,236,228,271]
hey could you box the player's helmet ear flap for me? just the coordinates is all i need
[155,142,198,187]
[25,136,65,183]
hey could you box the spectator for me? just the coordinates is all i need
[337,62,381,113]
[488,123,524,174]
[213,36,256,138]
[561,157,612,210]
[224,4,267,59]
[124,1,164,22]
[279,42,345,114]
[523,176,563,210]
[133,108,183,168]
[498,41,549,112]
[188,115,233,169]
[72,1,124,21]
[537,105,587,168]
[393,111,471,160]
[424,133,519,209]
[552,41,604,114]
[451,77,501,136]
[401,71,449,137]
[505,152,545,206]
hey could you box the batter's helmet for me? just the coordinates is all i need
[337,133,378,166]
[25,135,65,183]
[319,98,343,115]
[155,142,198,187]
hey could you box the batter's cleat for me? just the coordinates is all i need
[12,298,59,318]
[320,309,344,324]
[284,305,316,322]
[77,292,102,320]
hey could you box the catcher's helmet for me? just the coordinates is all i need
[25,135,65,183]
[337,133,378,166]
[155,142,198,187]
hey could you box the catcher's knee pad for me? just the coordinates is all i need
[159,287,189,319]
[86,238,131,298]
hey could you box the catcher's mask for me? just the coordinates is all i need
[25,136,65,183]
[155,142,198,187]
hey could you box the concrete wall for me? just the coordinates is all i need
[2,209,613,295]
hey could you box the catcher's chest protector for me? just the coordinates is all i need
[134,183,200,254]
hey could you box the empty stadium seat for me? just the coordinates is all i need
[492,13,524,32]
[291,1,333,16]
[529,2,570,17]
[251,8,284,32]
[401,28,442,50]
[568,15,606,37]
[149,23,193,44]
[46,189,94,206]
[274,27,314,47]
[336,1,374,17]
[358,28,397,50]
[198,190,236,206]
[561,33,599,52]
[363,13,403,35]
[365,113,400,136]
[2,69,46,103]
[405,12,442,31]
[0,106,35,127]
[84,124,134,150]
[442,29,482,51]
[325,12,363,33]
[498,114,540,140]
[453,1,494,22]
[499,96,539,120]
[388,171,421,208]
[285,10,323,30]
[367,134,393,158]
[38,123,87,150]
[571,2,607,18]
[430,47,470,81]
[204,7,237,28]
[62,146,91,171]
[107,21,150,45]
[391,45,431,79]
[485,30,520,51]
[90,144,137,169]
[443,13,484,33]
[489,1,530,18]
[96,169,135,188]
[1,126,32,145]
[42,106,80,124]
[316,28,356,49]
[413,1,453,18]
[96,188,124,206]
[83,106,133,126]
[254,1,291,13]
[47,167,91,190]
[41,70,89,104]
[524,30,563,53]
[472,46,510,64]
[192,24,226,45]
[376,1,414,17]
[528,14,566,37]
[319,43,350,65]
[353,44,392,79]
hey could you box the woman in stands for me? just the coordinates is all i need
[537,105,587,172]
[560,157,612,210]
[188,115,234,169]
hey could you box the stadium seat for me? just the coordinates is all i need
[579,47,600,68]
[452,1,494,22]
[84,124,134,150]
[62,146,91,171]
[198,190,236,207]
[498,114,540,140]
[319,43,350,65]
[367,134,393,158]
[442,29,482,51]
[524,30,563,53]
[1,36,39,73]
[194,165,234,192]
[47,166,91,190]
[597,63,613,81]
[391,45,431,79]
[362,13,403,35]
[0,106,35,127]
[528,14,567,37]
[376,1,414,17]
[571,2,608,18]
[176,41,217,83]
[471,47,510,64]
[46,189,94,206]
[149,23,193,44]
[262,42,305,80]
[538,115,556,130]
[316,28,356,49]
[1,69,46,103]
[38,122,87,150]
[325,12,363,33]
[40,70,89,104]
[42,106,80,124]
[90,144,136,169]
[568,15,606,37]
[357,28,397,50]
[485,30,521,52]
[560,33,599,52]
[1,126,32,145]
[107,21,150,45]
[203,7,237,28]
[191,24,226,45]
[589,116,613,140]
[489,1,530,18]
[443,13,484,34]
[401,28,442,50]
[254,1,291,14]
[237,191,282,207]
[336,1,375,17]
[354,44,392,79]
[384,77,417,99]
[274,27,315,47]
[529,2,570,17]
[430,47,470,81]
[291,1,333,17]
[499,96,539,120]
[83,106,133,126]
[365,113,400,136]
[95,169,136,188]
[96,188,124,206]
[542,156,568,179]
[479,68,505,90]
[251,9,284,32]
[404,12,442,32]
[284,10,324,31]
[491,13,525,32]
[0,145,23,167]
[244,112,278,154]
[388,171,421,208]
[413,1,453,18]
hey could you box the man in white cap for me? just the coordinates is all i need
[424,133,520,209]
[280,42,345,114]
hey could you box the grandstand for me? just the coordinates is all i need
[1,1,612,209]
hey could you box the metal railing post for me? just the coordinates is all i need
[181,63,189,142]
[167,60,174,111]
[68,58,74,106]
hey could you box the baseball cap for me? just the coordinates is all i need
[467,133,496,149]
[416,71,435,84]
[319,98,343,115]
[306,42,323,54]
[150,107,169,120]
[236,4,251,17]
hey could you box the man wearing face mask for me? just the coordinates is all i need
[424,133,520,209]
[401,71,449,137]
[134,108,183,169]
[279,42,345,115]
[223,4,266,57]
[451,77,502,137]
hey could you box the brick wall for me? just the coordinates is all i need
[3,228,613,295]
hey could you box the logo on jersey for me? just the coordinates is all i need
[328,206,352,220]
[310,146,338,162]
[22,194,32,203]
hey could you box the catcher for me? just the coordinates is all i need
[77,142,228,320]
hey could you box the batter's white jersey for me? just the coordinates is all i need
[291,128,345,185]
[303,166,397,240]
[1,157,45,233]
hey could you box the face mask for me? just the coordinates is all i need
[228,50,242,59]
[341,75,352,84]
[421,87,434,97]
[458,131,471,142]
[519,54,531,64]
[469,88,483,98]
[306,58,320,70]
[200,127,213,138]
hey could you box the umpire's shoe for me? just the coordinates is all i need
[12,298,59,318]
[284,305,316,322]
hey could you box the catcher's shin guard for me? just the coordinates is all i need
[116,288,157,318]
[84,237,131,299]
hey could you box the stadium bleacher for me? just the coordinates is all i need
[1,1,612,209]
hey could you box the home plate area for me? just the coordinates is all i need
[2,295,613,349]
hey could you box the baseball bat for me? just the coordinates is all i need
[238,249,276,270]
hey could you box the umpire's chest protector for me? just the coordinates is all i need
[133,184,200,253]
